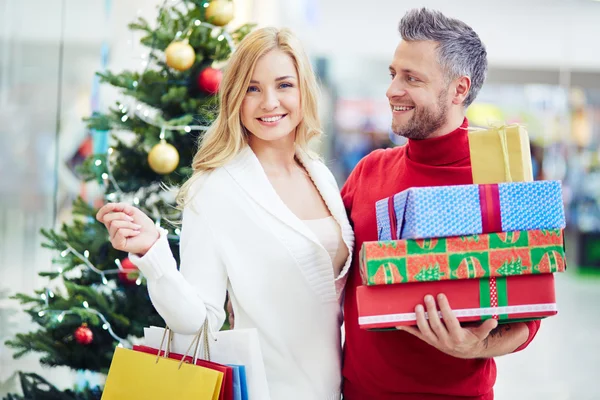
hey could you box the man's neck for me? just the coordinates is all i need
[427,111,466,139]
[406,116,470,166]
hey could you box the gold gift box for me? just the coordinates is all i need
[468,124,534,184]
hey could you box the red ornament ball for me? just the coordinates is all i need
[197,67,222,94]
[118,257,139,285]
[74,324,93,345]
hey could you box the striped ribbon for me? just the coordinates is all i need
[479,276,509,320]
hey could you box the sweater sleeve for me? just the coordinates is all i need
[513,320,541,353]
[341,153,371,214]
[129,199,227,335]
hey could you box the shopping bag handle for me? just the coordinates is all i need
[155,320,213,369]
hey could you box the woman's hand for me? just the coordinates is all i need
[96,202,160,256]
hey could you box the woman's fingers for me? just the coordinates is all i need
[111,229,141,251]
[97,203,136,223]
[108,220,142,239]
[101,212,134,226]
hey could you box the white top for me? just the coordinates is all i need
[129,146,354,400]
[303,216,349,297]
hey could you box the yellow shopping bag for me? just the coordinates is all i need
[101,346,223,400]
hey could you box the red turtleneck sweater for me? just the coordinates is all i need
[341,119,540,400]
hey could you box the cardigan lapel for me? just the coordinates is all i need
[223,145,355,302]
[223,146,322,247]
[296,148,355,276]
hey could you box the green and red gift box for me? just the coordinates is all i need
[360,229,566,286]
[357,229,566,329]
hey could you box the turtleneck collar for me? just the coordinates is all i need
[406,118,470,166]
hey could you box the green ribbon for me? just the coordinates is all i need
[479,277,509,320]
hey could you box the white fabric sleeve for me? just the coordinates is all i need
[128,203,227,335]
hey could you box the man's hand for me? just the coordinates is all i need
[397,293,498,359]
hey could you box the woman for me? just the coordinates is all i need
[96,27,353,400]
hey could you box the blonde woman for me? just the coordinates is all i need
[96,27,353,400]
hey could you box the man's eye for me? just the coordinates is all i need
[389,73,396,79]
[408,76,418,82]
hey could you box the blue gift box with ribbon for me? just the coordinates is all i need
[376,180,566,241]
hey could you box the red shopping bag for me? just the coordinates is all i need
[133,345,234,400]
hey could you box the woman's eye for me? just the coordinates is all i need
[279,82,293,89]
[247,86,259,93]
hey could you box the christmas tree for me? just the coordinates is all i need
[4,1,253,398]
[414,263,445,282]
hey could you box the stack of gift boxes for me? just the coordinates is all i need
[357,125,567,329]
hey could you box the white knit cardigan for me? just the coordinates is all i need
[130,145,354,400]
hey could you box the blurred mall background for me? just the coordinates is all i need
[1,0,600,398]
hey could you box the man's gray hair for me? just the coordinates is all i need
[399,8,487,107]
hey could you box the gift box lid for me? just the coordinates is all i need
[376,180,565,241]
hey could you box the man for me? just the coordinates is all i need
[341,8,540,400]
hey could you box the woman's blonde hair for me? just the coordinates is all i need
[176,27,323,208]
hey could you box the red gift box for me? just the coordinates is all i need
[133,345,233,400]
[357,273,557,329]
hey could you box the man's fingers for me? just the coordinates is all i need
[424,295,449,342]
[415,304,437,343]
[437,294,461,336]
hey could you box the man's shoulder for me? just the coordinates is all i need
[358,145,407,173]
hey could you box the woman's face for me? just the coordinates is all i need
[240,50,302,145]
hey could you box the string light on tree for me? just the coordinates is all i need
[57,244,146,285]
[38,306,128,344]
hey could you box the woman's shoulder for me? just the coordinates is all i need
[304,154,340,188]
[185,168,232,207]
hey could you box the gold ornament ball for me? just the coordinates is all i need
[205,1,235,27]
[148,141,180,174]
[165,40,196,71]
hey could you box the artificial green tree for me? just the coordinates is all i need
[4,1,252,397]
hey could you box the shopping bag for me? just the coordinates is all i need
[145,325,270,400]
[133,344,233,400]
[237,365,248,400]
[101,346,222,400]
[227,365,242,400]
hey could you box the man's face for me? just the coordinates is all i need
[386,40,451,140]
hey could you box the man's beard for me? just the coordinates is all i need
[392,89,449,140]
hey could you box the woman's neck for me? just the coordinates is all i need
[248,134,299,176]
